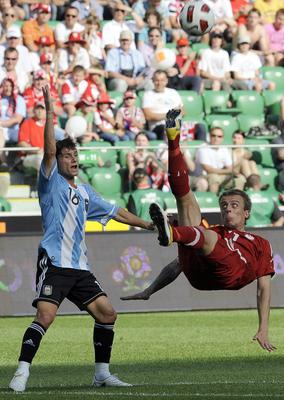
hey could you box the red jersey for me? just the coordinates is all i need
[179,225,274,291]
[18,118,44,148]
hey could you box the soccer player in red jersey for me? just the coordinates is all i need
[121,109,276,353]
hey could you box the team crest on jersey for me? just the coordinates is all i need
[43,285,53,296]
[245,234,254,241]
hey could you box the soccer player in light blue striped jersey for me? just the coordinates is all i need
[9,86,154,393]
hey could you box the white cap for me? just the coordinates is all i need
[6,26,22,39]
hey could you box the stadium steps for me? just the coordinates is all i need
[6,185,31,198]
[7,198,40,213]
[0,172,11,197]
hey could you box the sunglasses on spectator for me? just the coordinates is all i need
[149,34,161,37]
[5,57,17,61]
[211,134,223,138]
[66,14,77,18]
[115,8,125,12]
[5,13,15,17]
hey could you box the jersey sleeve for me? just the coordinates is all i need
[257,238,275,278]
[85,185,119,225]
[38,159,59,202]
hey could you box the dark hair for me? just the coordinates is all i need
[4,46,18,57]
[144,8,162,24]
[148,26,162,37]
[233,130,245,138]
[133,167,147,184]
[219,189,252,213]
[276,8,284,18]
[65,6,79,17]
[72,65,85,74]
[248,8,261,17]
[56,137,76,158]
[245,174,261,189]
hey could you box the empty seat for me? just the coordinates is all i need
[91,168,122,197]
[179,90,203,120]
[202,90,230,115]
[261,66,284,90]
[231,90,264,115]
[195,191,219,209]
[237,114,265,133]
[79,141,117,168]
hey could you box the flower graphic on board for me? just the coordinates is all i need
[112,246,152,292]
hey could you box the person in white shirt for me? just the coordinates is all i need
[231,35,275,91]
[142,69,184,139]
[206,0,237,32]
[0,47,29,93]
[58,32,90,75]
[54,6,85,49]
[199,32,232,91]
[0,26,32,74]
[196,127,246,193]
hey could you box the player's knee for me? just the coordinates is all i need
[36,309,56,329]
[99,307,117,324]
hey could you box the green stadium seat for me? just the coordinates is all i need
[165,42,177,51]
[231,90,264,115]
[195,191,219,209]
[261,66,284,90]
[108,91,124,108]
[179,90,203,120]
[202,90,230,115]
[244,138,273,166]
[0,196,11,211]
[206,114,239,143]
[191,43,210,54]
[79,141,117,168]
[116,141,135,168]
[103,195,126,208]
[262,90,284,117]
[162,192,176,210]
[237,114,265,133]
[257,165,278,187]
[91,168,122,197]
[246,190,276,227]
[126,188,166,220]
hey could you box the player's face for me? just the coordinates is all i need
[219,195,249,231]
[57,147,79,180]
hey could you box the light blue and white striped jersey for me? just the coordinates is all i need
[38,160,119,270]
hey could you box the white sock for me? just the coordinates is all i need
[17,361,30,375]
[95,362,110,380]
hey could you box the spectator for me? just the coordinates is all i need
[232,131,261,179]
[58,32,90,75]
[75,89,100,143]
[264,8,284,66]
[168,0,187,42]
[166,38,202,93]
[29,35,55,73]
[139,26,164,68]
[102,2,142,51]
[199,32,232,91]
[245,174,284,227]
[71,0,104,22]
[205,0,237,33]
[0,0,24,21]
[133,0,171,35]
[271,130,284,191]
[18,101,45,173]
[54,6,85,49]
[39,53,58,91]
[175,38,199,79]
[236,8,270,61]
[183,147,209,192]
[127,167,167,221]
[87,66,107,96]
[230,0,252,26]
[94,92,125,144]
[84,14,105,66]
[61,65,90,117]
[0,77,26,146]
[0,7,18,45]
[115,90,154,140]
[0,47,30,93]
[231,35,275,91]
[0,26,33,75]
[105,30,147,92]
[254,0,284,24]
[21,4,54,53]
[137,9,167,47]
[142,69,183,139]
[23,70,63,126]
[126,132,156,179]
[196,127,246,193]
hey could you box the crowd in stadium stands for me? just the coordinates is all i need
[0,0,284,227]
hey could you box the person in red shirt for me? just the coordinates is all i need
[121,109,276,353]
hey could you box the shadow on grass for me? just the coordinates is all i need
[1,356,284,395]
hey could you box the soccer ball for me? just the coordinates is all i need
[65,116,87,140]
[152,48,176,70]
[179,0,215,37]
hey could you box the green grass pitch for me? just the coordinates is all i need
[0,309,283,399]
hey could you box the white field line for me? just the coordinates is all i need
[2,393,284,398]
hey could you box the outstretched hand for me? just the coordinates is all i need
[253,331,277,352]
[120,290,150,301]
[42,85,53,114]
[166,109,182,129]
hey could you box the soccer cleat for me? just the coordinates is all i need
[93,374,133,387]
[166,109,182,140]
[149,203,173,246]
[9,371,29,392]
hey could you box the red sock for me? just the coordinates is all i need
[172,226,205,248]
[168,138,190,197]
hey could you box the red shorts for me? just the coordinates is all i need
[178,238,257,291]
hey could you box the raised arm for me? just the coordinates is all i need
[253,275,276,352]
[120,258,182,300]
[114,207,154,230]
[42,86,56,178]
